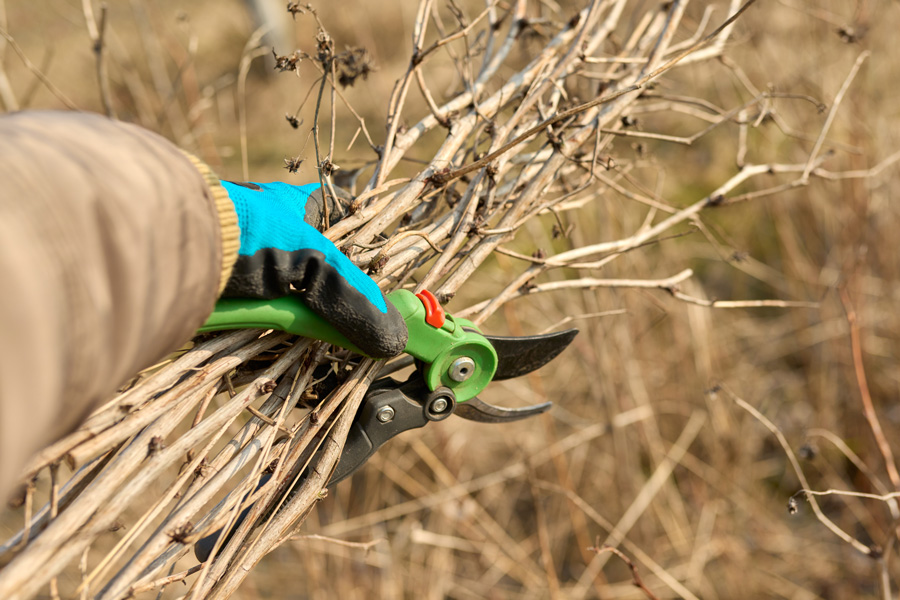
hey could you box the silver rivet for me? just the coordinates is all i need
[449,357,476,382]
[376,406,395,423]
[431,398,449,413]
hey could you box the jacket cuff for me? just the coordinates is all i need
[181,152,240,294]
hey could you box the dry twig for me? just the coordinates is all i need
[587,543,661,600]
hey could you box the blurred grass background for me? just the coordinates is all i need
[2,0,900,598]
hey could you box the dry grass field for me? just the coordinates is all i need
[2,0,900,598]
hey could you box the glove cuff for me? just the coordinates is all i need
[181,152,241,294]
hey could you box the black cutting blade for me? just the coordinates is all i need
[482,329,578,380]
[454,396,552,423]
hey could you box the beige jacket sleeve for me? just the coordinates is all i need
[0,111,239,500]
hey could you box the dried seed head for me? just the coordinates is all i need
[316,31,334,64]
[336,47,375,88]
[320,158,339,177]
[837,25,867,44]
[272,49,302,72]
[286,1,307,19]
[798,443,817,460]
[787,496,799,515]
[284,156,304,173]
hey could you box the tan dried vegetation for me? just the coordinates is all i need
[1,0,899,598]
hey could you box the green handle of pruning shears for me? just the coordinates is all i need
[198,290,497,402]
[200,296,364,352]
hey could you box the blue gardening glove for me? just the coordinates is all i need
[222,181,408,358]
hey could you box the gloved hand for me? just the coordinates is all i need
[222,181,408,358]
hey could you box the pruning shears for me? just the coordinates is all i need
[193,289,577,562]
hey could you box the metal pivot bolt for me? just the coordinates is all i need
[376,406,395,423]
[424,387,455,422]
[448,357,476,382]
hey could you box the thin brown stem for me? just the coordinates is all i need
[841,289,900,492]
[587,544,661,600]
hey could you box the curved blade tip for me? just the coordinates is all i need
[454,396,553,423]
[485,328,578,381]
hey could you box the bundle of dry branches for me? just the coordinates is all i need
[1,0,894,598]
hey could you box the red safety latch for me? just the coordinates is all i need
[415,289,446,328]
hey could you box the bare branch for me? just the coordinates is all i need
[724,386,874,556]
[802,51,869,181]
[0,26,77,109]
